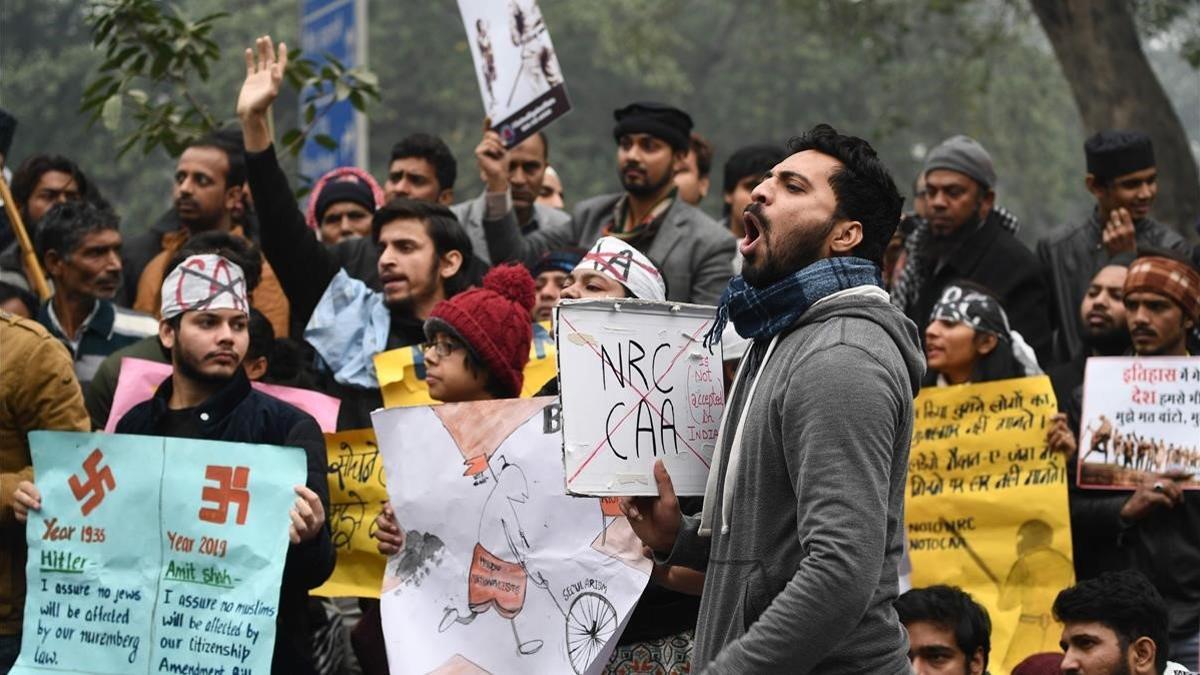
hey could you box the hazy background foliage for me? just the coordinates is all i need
[2,0,1197,245]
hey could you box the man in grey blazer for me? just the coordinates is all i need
[481,102,736,305]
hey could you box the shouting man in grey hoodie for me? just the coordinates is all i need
[621,124,926,674]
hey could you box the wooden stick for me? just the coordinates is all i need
[0,174,51,300]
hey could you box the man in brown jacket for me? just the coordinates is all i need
[131,133,290,336]
[0,311,89,669]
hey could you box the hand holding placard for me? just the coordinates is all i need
[619,459,682,556]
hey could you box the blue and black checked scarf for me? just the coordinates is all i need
[703,256,883,350]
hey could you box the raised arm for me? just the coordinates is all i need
[474,128,576,265]
[237,35,340,326]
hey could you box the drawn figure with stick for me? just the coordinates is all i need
[996,519,1074,670]
[439,453,553,655]
[940,516,1073,670]
[505,0,554,108]
[1083,414,1113,464]
[474,19,497,115]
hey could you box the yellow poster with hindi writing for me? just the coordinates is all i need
[374,321,558,408]
[905,376,1073,675]
[312,428,389,598]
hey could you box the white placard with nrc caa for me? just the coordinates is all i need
[556,299,725,496]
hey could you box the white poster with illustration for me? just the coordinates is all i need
[1078,356,1200,489]
[556,299,724,496]
[372,398,649,675]
[457,0,571,146]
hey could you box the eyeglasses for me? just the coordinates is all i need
[421,340,463,358]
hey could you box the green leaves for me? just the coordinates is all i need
[80,0,380,159]
[100,94,123,130]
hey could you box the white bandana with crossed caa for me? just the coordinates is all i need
[160,254,250,320]
[929,284,1011,342]
[575,236,666,301]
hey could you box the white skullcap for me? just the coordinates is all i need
[160,254,250,320]
[575,236,666,301]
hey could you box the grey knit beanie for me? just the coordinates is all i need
[924,135,996,189]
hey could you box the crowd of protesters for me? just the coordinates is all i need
[1,31,1199,675]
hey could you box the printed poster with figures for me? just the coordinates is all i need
[13,431,303,675]
[556,299,724,496]
[905,376,1073,675]
[313,428,389,598]
[457,0,571,146]
[371,398,650,675]
[1077,356,1200,489]
[375,321,558,408]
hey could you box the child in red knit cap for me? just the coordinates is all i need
[371,264,535,556]
[359,264,537,670]
[419,262,536,402]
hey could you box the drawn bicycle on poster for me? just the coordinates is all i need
[437,452,618,674]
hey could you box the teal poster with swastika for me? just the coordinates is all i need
[12,431,304,675]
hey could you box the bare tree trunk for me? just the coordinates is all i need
[1031,0,1199,242]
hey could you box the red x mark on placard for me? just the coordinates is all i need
[560,313,713,487]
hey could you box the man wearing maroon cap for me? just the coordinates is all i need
[1078,253,1200,669]
[1122,253,1198,358]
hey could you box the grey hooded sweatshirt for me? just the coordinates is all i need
[665,288,925,674]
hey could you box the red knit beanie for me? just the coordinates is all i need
[424,263,536,397]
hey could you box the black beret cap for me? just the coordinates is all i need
[612,102,693,152]
[1085,129,1155,182]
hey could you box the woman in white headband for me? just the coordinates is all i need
[560,235,668,301]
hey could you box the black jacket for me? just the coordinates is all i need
[907,213,1053,364]
[116,370,334,674]
[1037,211,1190,364]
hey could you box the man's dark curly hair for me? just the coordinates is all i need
[896,585,992,671]
[785,124,903,266]
[390,133,457,193]
[1053,571,1169,673]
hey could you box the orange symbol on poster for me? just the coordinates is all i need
[199,465,251,525]
[599,497,622,517]
[68,449,116,516]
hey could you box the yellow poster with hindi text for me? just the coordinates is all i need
[312,428,388,598]
[905,376,1073,675]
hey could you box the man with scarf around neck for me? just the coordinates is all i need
[481,101,736,304]
[1038,130,1191,366]
[619,124,925,673]
[892,135,1052,364]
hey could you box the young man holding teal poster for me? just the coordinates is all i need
[15,252,333,674]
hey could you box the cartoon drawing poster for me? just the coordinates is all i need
[13,431,303,674]
[1077,356,1200,490]
[372,399,650,675]
[456,0,571,146]
[905,376,1073,675]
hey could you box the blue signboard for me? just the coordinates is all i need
[300,0,367,181]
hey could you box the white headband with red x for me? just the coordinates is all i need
[160,254,250,320]
[576,236,666,301]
